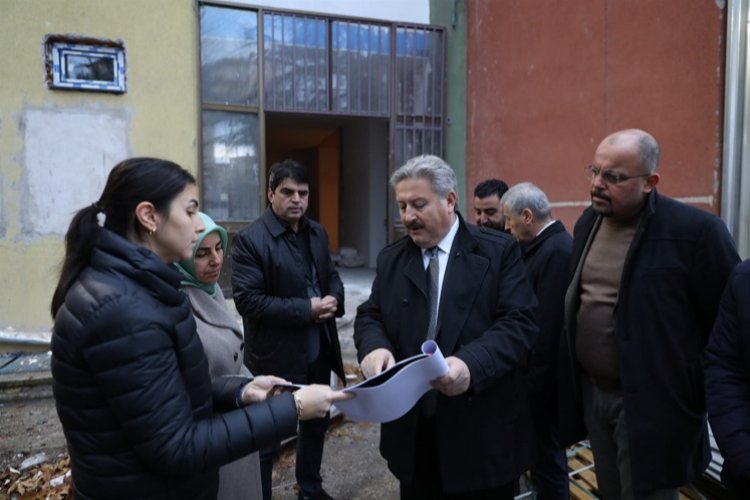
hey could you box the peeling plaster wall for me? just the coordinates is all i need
[0,0,199,333]
[22,108,129,237]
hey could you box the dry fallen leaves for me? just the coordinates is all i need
[0,455,71,499]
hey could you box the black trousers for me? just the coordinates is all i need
[399,416,516,500]
[259,353,333,500]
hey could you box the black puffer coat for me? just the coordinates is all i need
[52,230,297,499]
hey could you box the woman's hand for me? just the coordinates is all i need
[293,384,354,421]
[240,375,290,404]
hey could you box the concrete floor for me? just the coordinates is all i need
[271,417,399,499]
[332,266,376,367]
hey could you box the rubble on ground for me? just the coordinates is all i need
[0,454,71,499]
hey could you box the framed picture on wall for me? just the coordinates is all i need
[46,39,126,93]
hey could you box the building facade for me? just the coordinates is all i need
[0,0,456,336]
[465,0,750,250]
[1,0,748,339]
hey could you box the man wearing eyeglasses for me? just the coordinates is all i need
[564,129,740,499]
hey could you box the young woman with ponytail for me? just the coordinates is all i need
[51,158,349,499]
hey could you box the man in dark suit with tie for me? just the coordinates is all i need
[354,154,539,499]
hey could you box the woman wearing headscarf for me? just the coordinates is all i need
[176,212,265,499]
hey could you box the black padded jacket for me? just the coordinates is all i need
[51,229,297,499]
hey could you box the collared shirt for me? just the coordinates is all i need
[270,212,318,292]
[535,219,557,238]
[421,216,459,311]
[270,210,324,361]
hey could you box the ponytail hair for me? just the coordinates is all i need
[51,205,102,317]
[51,158,196,317]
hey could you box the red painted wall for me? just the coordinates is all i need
[466,0,726,231]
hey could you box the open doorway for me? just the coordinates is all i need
[265,113,389,268]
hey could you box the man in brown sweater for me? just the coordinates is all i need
[564,129,739,499]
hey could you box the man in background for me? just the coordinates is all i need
[473,178,509,231]
[565,129,739,498]
[232,159,345,500]
[502,182,572,499]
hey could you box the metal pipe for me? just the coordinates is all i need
[721,0,746,239]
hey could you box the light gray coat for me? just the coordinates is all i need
[184,286,263,500]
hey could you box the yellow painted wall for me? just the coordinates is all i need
[0,0,199,332]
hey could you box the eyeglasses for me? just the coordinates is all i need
[585,165,651,185]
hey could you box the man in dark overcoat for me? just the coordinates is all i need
[564,129,740,498]
[501,182,572,500]
[705,259,750,498]
[354,154,539,499]
[231,159,345,500]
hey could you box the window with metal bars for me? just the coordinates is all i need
[199,3,446,225]
[200,5,261,221]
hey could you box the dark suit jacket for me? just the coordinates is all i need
[522,221,573,434]
[354,215,539,493]
[231,208,345,383]
[564,190,740,493]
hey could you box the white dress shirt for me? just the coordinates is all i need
[421,216,459,311]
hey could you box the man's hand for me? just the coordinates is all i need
[431,356,471,396]
[240,375,289,404]
[360,348,395,378]
[311,295,338,322]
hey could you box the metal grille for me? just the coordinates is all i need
[263,11,328,112]
[261,12,444,127]
[200,3,446,243]
[331,20,391,116]
[390,25,445,239]
[393,25,445,169]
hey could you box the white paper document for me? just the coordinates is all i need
[334,340,449,423]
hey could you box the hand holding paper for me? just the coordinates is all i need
[241,375,290,404]
[431,356,471,396]
[360,348,395,378]
[336,340,449,423]
[295,384,353,420]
